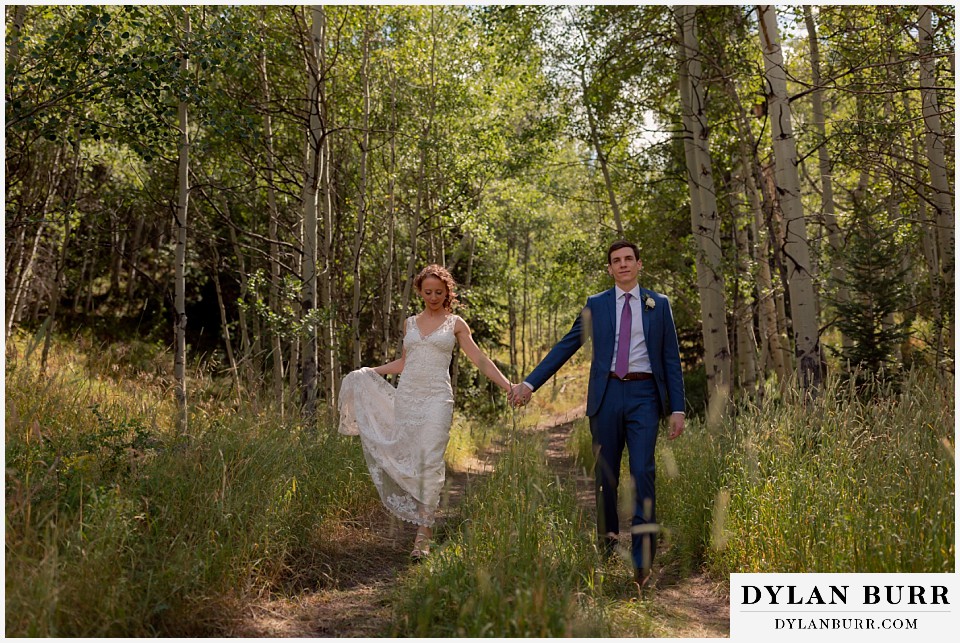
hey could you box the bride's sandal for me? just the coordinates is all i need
[411,529,432,561]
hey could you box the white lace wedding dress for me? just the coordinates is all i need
[338,314,458,526]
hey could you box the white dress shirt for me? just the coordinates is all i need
[610,285,652,374]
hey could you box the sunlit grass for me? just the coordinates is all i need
[523,357,591,420]
[708,370,954,574]
[391,429,656,637]
[5,333,379,636]
[444,415,502,471]
[564,370,955,576]
[7,332,952,636]
[444,359,590,471]
[565,370,954,575]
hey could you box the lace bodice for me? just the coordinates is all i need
[397,314,458,398]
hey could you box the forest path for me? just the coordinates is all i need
[228,407,728,637]
[533,407,730,639]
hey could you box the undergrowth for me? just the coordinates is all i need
[567,370,955,575]
[5,333,379,636]
[390,428,656,637]
[6,332,953,637]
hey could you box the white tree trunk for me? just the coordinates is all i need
[225,223,254,389]
[317,10,338,409]
[6,145,62,340]
[40,209,72,374]
[731,98,788,383]
[211,247,241,404]
[6,217,47,339]
[918,6,955,361]
[676,5,731,401]
[758,4,822,390]
[6,5,26,80]
[718,67,788,385]
[300,5,324,426]
[174,8,191,433]
[383,61,398,362]
[803,5,851,351]
[903,85,944,363]
[350,7,372,370]
[259,8,285,414]
[397,8,438,355]
[749,166,788,383]
[759,164,795,377]
[729,183,758,397]
[580,68,624,236]
[125,214,145,298]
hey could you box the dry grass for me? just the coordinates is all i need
[5,332,380,637]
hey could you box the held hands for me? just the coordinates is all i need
[507,383,532,408]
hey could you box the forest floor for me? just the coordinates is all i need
[227,406,730,638]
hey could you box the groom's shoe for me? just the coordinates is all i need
[633,567,653,599]
[599,534,618,559]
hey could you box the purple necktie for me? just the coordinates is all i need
[615,293,632,378]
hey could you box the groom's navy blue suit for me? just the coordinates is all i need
[524,285,684,572]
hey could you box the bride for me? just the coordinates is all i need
[338,264,513,559]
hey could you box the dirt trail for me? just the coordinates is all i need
[229,407,728,637]
[227,447,492,637]
[535,407,730,639]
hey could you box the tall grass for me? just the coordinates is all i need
[7,332,953,635]
[569,370,954,576]
[5,334,379,636]
[390,428,656,637]
[709,371,954,574]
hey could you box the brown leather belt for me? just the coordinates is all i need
[609,372,653,381]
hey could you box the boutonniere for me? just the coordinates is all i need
[644,295,656,311]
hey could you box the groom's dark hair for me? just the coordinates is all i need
[607,240,640,264]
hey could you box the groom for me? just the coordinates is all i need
[509,240,685,590]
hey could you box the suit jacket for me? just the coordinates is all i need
[525,287,685,418]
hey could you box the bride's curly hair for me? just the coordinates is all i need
[414,264,459,311]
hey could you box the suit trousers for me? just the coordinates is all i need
[589,377,660,572]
